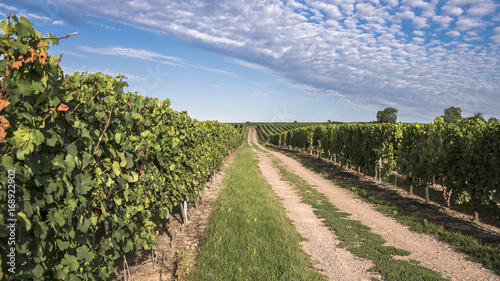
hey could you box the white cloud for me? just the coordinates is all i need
[412,16,428,29]
[79,46,183,63]
[344,17,358,29]
[403,0,430,8]
[397,10,415,20]
[310,1,343,19]
[465,31,478,37]
[466,1,497,17]
[491,34,500,44]
[231,59,278,75]
[455,17,482,31]
[355,3,376,18]
[441,5,463,17]
[445,30,461,37]
[413,30,424,36]
[432,15,454,27]
[340,3,355,15]
[446,0,476,5]
[384,0,399,7]
[401,0,436,18]
[169,23,246,47]
[413,37,425,44]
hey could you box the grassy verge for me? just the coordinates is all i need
[272,157,448,281]
[270,146,500,275]
[190,144,327,281]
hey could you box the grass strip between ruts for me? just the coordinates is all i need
[190,144,327,281]
[271,157,449,281]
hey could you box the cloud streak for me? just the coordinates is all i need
[78,46,238,76]
[79,46,183,64]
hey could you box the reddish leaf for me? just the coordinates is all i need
[39,51,48,65]
[0,115,10,129]
[57,103,69,111]
[12,60,23,69]
[0,100,10,111]
[0,127,6,143]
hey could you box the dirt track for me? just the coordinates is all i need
[249,128,499,281]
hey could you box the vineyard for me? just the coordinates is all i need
[256,122,325,141]
[264,121,500,219]
[1,14,500,281]
[228,123,246,135]
[0,16,242,280]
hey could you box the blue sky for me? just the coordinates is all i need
[1,0,499,123]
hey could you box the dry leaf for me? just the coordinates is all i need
[12,61,23,69]
[57,103,69,111]
[0,127,7,143]
[0,100,10,111]
[0,116,10,129]
[25,47,37,64]
[39,51,47,65]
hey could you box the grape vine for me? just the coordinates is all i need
[266,120,499,209]
[0,15,241,280]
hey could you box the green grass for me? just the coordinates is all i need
[272,158,449,281]
[190,144,327,281]
[271,147,500,275]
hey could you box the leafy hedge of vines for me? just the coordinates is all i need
[0,15,241,280]
[268,119,499,207]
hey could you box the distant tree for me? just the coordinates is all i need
[327,120,331,124]
[440,106,462,123]
[465,112,485,122]
[376,107,398,123]
[293,120,298,123]
[488,117,499,123]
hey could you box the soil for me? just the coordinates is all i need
[107,146,241,281]
[248,128,499,281]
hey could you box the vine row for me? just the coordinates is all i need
[266,120,499,211]
[0,15,241,280]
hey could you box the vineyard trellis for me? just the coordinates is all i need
[264,120,500,216]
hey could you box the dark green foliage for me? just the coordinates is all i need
[440,106,462,123]
[267,119,500,212]
[377,107,398,124]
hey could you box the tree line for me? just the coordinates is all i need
[375,106,498,124]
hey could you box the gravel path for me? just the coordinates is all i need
[249,128,499,281]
